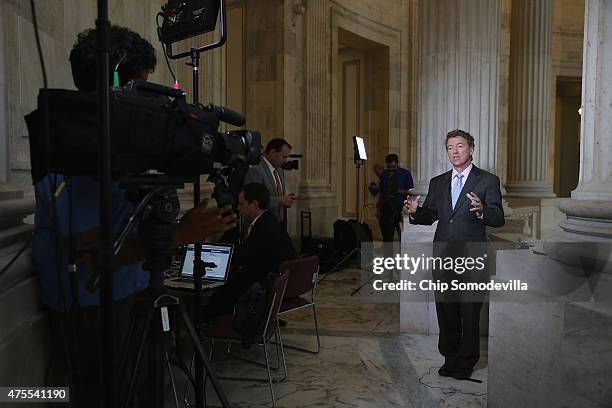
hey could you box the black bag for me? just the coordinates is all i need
[347,219,373,244]
[333,219,373,253]
[333,219,356,253]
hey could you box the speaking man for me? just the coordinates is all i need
[404,129,504,380]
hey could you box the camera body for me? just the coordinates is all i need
[26,80,261,183]
[281,160,299,171]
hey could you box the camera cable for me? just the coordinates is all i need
[156,12,179,88]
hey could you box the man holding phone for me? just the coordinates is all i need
[245,138,297,228]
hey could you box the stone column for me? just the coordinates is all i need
[505,0,555,198]
[303,0,331,191]
[414,0,501,196]
[403,0,502,334]
[549,0,612,244]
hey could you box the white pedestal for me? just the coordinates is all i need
[399,217,439,334]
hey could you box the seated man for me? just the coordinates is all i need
[204,182,296,320]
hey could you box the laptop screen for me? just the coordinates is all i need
[181,243,233,281]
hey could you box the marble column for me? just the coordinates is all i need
[414,0,501,196]
[403,0,501,334]
[505,0,555,198]
[547,0,612,247]
[303,0,331,191]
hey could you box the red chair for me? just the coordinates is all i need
[278,256,320,353]
[206,271,289,407]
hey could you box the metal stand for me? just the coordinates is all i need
[111,179,230,408]
[317,158,371,296]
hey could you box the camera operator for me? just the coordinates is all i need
[368,154,414,253]
[32,26,237,407]
[244,138,297,228]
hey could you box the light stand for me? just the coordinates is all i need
[161,3,230,407]
[95,1,115,406]
[318,137,370,289]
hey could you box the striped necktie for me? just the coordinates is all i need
[273,169,285,222]
[451,174,464,209]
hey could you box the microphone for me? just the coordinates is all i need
[204,104,246,127]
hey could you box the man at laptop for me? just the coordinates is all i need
[204,182,296,320]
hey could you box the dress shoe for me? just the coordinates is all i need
[450,370,474,381]
[438,364,452,377]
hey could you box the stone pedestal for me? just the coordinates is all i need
[399,219,438,334]
[489,249,612,408]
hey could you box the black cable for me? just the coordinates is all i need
[418,365,487,396]
[157,13,177,84]
[30,0,47,88]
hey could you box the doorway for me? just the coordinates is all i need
[335,28,389,233]
[554,77,581,198]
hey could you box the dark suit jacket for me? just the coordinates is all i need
[204,210,296,320]
[232,209,296,285]
[410,165,505,242]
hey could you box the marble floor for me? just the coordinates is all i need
[169,268,488,407]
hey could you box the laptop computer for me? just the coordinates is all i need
[164,242,233,290]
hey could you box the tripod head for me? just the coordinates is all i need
[120,176,187,294]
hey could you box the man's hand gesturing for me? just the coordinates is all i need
[175,199,237,246]
[404,195,421,214]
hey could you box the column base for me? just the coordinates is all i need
[505,181,556,198]
[543,198,612,269]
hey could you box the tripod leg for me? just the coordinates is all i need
[178,303,231,408]
[123,307,155,408]
[350,250,377,296]
[165,351,180,408]
[350,270,379,296]
[318,247,360,283]
[118,315,137,385]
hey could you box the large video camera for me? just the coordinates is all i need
[25,80,261,183]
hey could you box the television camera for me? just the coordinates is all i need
[26,79,261,184]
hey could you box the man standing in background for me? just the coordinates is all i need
[369,154,414,246]
[245,138,297,228]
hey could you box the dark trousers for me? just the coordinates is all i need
[378,202,402,258]
[203,272,254,322]
[434,300,483,373]
[378,202,402,242]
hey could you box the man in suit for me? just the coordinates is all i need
[404,129,504,380]
[244,138,297,227]
[204,182,296,320]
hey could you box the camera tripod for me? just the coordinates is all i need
[114,178,230,408]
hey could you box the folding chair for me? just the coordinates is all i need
[278,256,320,353]
[206,271,289,407]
